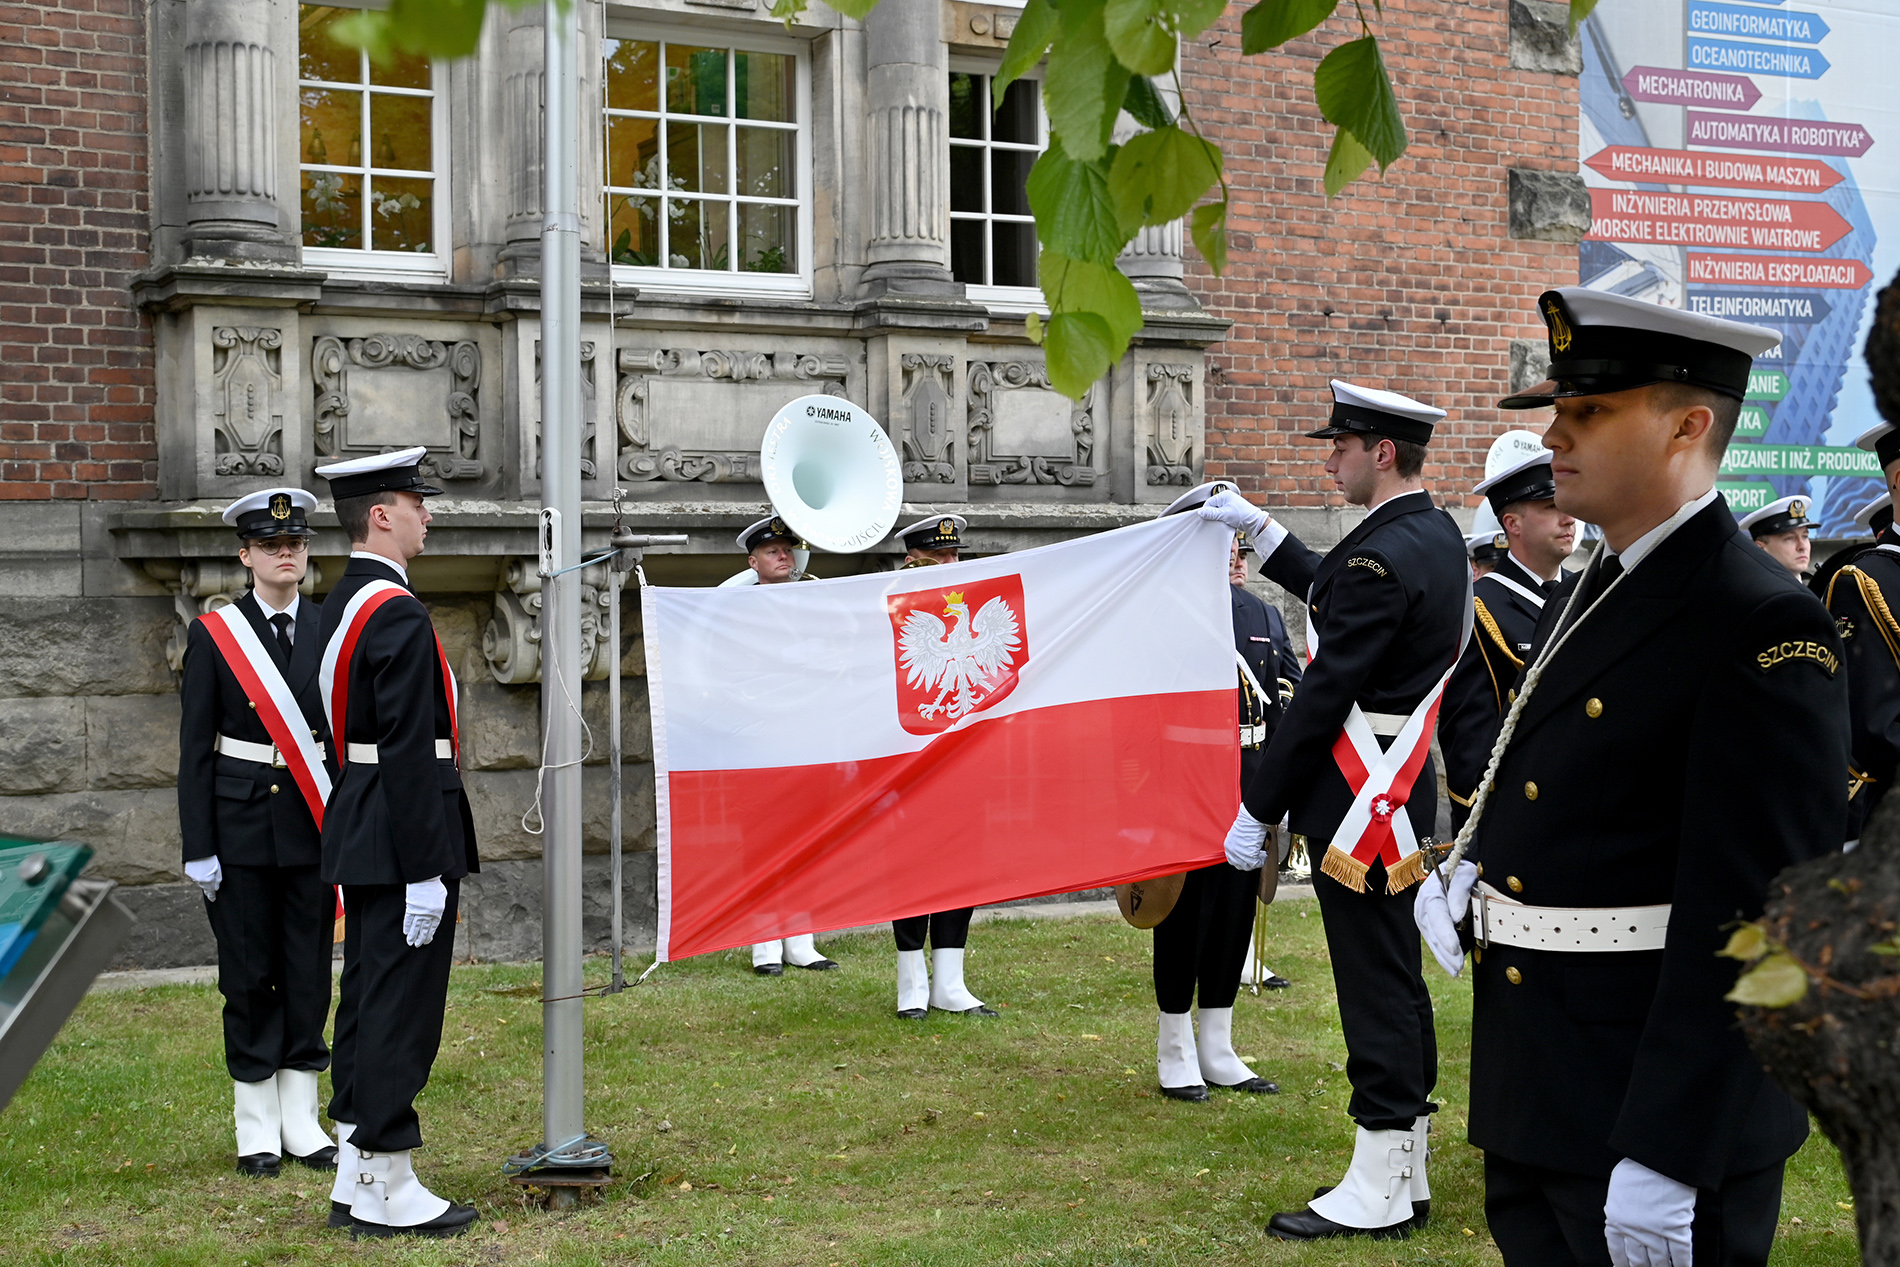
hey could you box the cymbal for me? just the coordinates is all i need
[1115,871,1186,929]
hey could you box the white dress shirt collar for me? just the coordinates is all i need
[351,549,409,584]
[1605,488,1721,574]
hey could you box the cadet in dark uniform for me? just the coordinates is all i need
[313,447,479,1239]
[887,514,995,1017]
[1738,494,1817,578]
[178,488,339,1177]
[1441,452,1573,834]
[1142,489,1299,1099]
[1199,381,1469,1241]
[1416,288,1844,1267]
[1825,427,1900,846]
[737,514,842,976]
[1466,528,1507,580]
[1231,529,1301,990]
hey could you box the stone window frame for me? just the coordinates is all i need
[601,22,814,302]
[296,2,453,277]
[947,56,1047,315]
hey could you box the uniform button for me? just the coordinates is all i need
[1524,781,1539,801]
[1585,698,1604,719]
[1507,688,1517,704]
[270,784,280,794]
[1506,876,1523,893]
[248,701,257,710]
[1505,966,1523,985]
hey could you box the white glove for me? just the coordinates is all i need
[1414,859,1478,977]
[1605,1157,1696,1267]
[403,876,447,948]
[1197,489,1270,539]
[184,855,223,902]
[1224,806,1269,871]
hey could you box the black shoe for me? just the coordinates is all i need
[1212,1076,1279,1094]
[754,963,784,976]
[1159,1083,1209,1103]
[1312,1187,1429,1228]
[1267,1208,1412,1241]
[791,958,839,971]
[329,1200,352,1229]
[237,1152,281,1178]
[350,1202,480,1240]
[939,1003,998,1017]
[288,1145,338,1171]
[1261,974,1292,989]
[896,1007,927,1020]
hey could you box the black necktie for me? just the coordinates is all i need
[271,612,294,662]
[1584,555,1624,607]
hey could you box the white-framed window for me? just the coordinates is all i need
[603,29,811,299]
[296,4,450,273]
[948,64,1046,310]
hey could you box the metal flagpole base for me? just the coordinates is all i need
[504,1135,614,1208]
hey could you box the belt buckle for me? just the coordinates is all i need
[272,747,287,768]
[1474,885,1489,951]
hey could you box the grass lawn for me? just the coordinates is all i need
[2,901,1860,1265]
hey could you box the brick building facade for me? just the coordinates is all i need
[0,0,1586,968]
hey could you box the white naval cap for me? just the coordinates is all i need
[313,445,444,499]
[1466,528,1509,561]
[1158,479,1237,517]
[1308,380,1446,446]
[1472,449,1557,511]
[1738,494,1816,538]
[221,487,318,537]
[1854,421,1900,470]
[737,514,805,552]
[895,514,968,550]
[1854,492,1893,535]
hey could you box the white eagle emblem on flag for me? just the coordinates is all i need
[895,589,1022,721]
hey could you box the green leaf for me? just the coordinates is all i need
[1726,953,1809,1008]
[1043,312,1118,399]
[1189,199,1227,275]
[1104,0,1176,76]
[1321,124,1373,197]
[1027,138,1133,266]
[1172,0,1231,40]
[1024,310,1045,345]
[1108,124,1222,229]
[1122,75,1175,130]
[1314,36,1407,168]
[1240,0,1339,54]
[1717,923,1771,962]
[995,0,1060,103]
[818,0,880,17]
[331,0,524,63]
[1040,249,1144,351]
[1044,0,1133,162]
[1569,0,1600,34]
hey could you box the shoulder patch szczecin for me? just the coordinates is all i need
[1346,556,1389,578]
[1756,639,1839,676]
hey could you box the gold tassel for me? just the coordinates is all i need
[1320,845,1370,893]
[1385,849,1428,895]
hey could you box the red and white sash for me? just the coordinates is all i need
[1307,578,1472,894]
[318,580,460,767]
[199,604,333,827]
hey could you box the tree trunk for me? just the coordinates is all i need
[1740,796,1900,1263]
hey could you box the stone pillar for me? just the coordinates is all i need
[180,0,295,261]
[859,0,958,299]
[498,7,547,273]
[1120,221,1197,311]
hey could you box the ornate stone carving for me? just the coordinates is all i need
[532,340,597,480]
[1144,364,1197,486]
[211,327,285,476]
[481,558,615,684]
[616,347,850,483]
[311,333,484,481]
[898,352,955,483]
[966,360,1098,486]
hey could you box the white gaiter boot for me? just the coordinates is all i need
[1408,1115,1431,1219]
[276,1068,333,1162]
[233,1077,282,1159]
[895,949,929,1016]
[1195,1007,1261,1087]
[330,1124,358,1224]
[1308,1125,1417,1231]
[783,933,829,967]
[1156,1012,1204,1094]
[928,947,987,1012]
[751,940,783,968]
[352,1147,450,1231]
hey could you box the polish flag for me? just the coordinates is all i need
[644,514,1238,961]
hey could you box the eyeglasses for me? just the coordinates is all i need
[249,537,310,555]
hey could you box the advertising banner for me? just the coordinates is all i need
[1579,1,1896,534]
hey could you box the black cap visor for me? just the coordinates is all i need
[1306,402,1436,446]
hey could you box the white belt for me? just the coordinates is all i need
[216,734,326,767]
[1475,882,1670,953]
[1240,723,1267,747]
[1362,711,1408,737]
[346,740,454,763]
